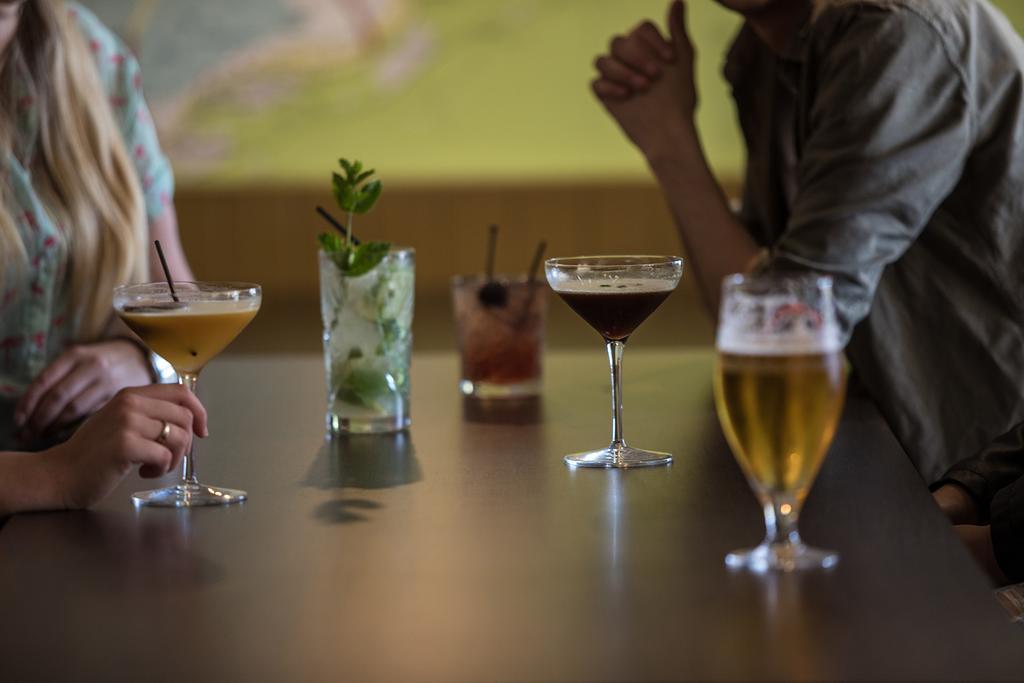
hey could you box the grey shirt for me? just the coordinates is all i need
[726,0,1024,495]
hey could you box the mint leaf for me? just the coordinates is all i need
[347,241,390,277]
[331,173,348,213]
[337,366,392,408]
[324,157,389,251]
[353,180,382,214]
[318,232,352,270]
[376,318,402,356]
[333,163,383,215]
[318,231,343,252]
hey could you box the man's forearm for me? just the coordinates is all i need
[646,121,759,317]
[0,450,65,517]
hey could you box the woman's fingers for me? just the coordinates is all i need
[24,364,98,436]
[132,384,209,437]
[15,350,79,430]
[53,380,112,431]
[127,434,174,478]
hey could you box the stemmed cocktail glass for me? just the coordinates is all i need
[713,273,846,571]
[546,256,683,467]
[114,282,261,507]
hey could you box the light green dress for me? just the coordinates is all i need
[0,3,173,445]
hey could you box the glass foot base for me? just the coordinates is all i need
[564,446,672,468]
[132,483,247,508]
[726,542,839,573]
[459,378,540,399]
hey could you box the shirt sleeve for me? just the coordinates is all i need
[932,422,1024,525]
[764,7,973,339]
[69,3,174,222]
[991,475,1024,583]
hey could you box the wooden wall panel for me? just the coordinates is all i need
[174,181,739,351]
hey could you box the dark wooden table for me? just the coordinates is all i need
[1,351,1021,681]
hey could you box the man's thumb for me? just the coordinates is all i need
[668,0,688,47]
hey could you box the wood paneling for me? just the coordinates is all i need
[175,181,739,350]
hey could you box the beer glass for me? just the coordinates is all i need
[713,273,846,571]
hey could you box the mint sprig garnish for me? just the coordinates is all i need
[320,158,389,276]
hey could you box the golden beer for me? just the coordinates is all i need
[714,351,846,502]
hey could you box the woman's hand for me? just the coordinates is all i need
[14,339,153,441]
[42,384,208,509]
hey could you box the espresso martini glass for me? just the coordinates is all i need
[114,281,261,507]
[546,256,683,467]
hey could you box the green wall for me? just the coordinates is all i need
[166,0,1024,184]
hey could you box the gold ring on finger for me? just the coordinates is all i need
[156,420,171,445]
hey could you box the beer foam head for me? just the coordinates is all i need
[549,277,676,294]
[716,292,842,355]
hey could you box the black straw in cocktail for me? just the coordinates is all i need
[478,223,508,307]
[514,240,548,325]
[315,206,361,245]
[527,241,547,286]
[153,240,198,356]
[154,240,179,303]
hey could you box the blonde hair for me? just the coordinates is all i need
[0,0,147,341]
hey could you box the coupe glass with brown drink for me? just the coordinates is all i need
[546,255,683,467]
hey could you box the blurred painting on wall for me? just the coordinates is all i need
[82,0,1024,186]
[80,0,746,184]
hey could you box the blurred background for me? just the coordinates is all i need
[82,0,1024,351]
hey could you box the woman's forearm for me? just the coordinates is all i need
[0,450,66,517]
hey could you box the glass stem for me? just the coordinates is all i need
[179,372,200,487]
[763,497,801,548]
[606,339,626,454]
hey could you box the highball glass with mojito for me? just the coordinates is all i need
[320,248,415,434]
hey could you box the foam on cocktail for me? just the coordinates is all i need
[121,300,260,315]
[547,277,677,294]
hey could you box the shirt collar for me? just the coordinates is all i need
[723,7,812,87]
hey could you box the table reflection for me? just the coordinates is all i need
[462,395,543,425]
[65,508,224,592]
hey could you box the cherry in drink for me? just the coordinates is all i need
[452,275,547,399]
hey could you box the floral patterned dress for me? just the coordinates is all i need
[0,3,173,446]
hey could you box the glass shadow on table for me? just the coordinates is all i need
[304,432,422,524]
[462,395,543,425]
